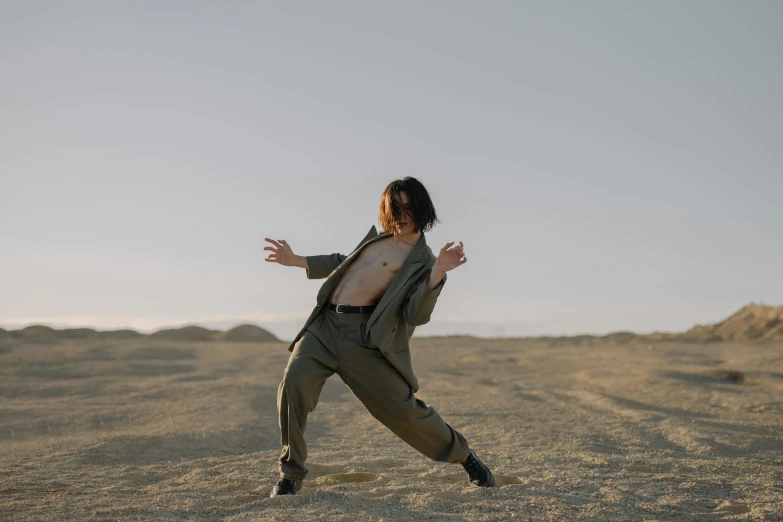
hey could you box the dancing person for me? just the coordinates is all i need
[264,177,494,496]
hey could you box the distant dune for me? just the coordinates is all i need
[10,325,61,344]
[2,323,281,344]
[213,324,281,343]
[2,304,781,345]
[681,304,783,342]
[150,325,217,342]
[547,305,783,345]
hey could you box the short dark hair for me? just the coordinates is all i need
[378,177,440,234]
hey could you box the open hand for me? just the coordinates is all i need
[264,238,297,266]
[434,241,466,273]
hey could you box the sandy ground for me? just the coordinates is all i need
[1,335,781,521]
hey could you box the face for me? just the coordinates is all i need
[393,191,414,235]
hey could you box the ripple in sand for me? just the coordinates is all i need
[305,463,344,477]
[362,458,408,470]
[715,502,750,514]
[431,471,526,488]
[316,472,379,484]
[123,346,198,361]
[433,472,467,483]
[623,463,667,473]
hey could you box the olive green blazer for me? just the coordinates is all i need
[287,225,447,393]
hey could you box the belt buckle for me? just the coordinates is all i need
[335,304,348,314]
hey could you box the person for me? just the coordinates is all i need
[263,177,495,497]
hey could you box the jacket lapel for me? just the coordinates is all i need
[342,226,388,268]
[316,226,389,305]
[354,225,380,251]
[366,232,428,330]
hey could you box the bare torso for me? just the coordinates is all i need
[328,236,416,306]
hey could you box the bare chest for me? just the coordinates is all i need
[349,237,412,276]
[329,237,415,304]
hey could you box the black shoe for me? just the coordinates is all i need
[270,477,303,497]
[462,449,495,487]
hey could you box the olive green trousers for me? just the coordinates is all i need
[277,306,470,481]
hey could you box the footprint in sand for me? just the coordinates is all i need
[494,474,527,487]
[715,503,750,514]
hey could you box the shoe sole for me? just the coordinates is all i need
[270,491,297,497]
[470,471,495,488]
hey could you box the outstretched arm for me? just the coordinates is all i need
[403,240,466,326]
[266,225,379,279]
[265,238,345,279]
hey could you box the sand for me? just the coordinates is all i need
[1,335,781,521]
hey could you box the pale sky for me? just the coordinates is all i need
[2,1,781,340]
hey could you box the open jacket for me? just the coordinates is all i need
[287,225,447,393]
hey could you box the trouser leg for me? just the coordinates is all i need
[338,344,471,465]
[277,329,337,481]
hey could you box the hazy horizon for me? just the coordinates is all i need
[2,2,781,341]
[3,300,779,342]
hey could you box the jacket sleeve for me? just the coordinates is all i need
[305,253,347,279]
[305,225,378,280]
[403,269,447,326]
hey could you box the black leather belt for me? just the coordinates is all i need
[327,303,376,314]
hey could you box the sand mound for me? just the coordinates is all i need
[5,327,147,343]
[531,304,783,345]
[101,329,144,340]
[150,325,217,342]
[2,324,279,344]
[213,324,280,343]
[12,325,60,343]
[57,328,100,340]
[684,304,783,342]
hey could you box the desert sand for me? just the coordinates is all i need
[1,321,782,520]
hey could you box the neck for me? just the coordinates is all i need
[390,229,421,246]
